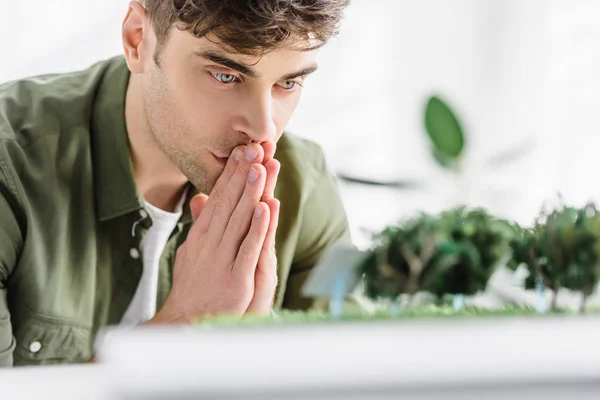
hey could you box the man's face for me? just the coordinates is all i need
[139,26,319,193]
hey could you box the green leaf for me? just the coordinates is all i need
[432,147,460,171]
[424,95,465,160]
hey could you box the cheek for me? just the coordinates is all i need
[274,93,302,131]
[176,74,234,128]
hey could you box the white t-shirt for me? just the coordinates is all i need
[120,194,186,328]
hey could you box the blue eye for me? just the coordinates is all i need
[213,72,237,84]
[281,80,297,90]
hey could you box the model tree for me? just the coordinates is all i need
[508,203,600,312]
[422,208,514,300]
[359,207,515,306]
[358,213,446,300]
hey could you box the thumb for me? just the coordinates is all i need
[190,193,209,221]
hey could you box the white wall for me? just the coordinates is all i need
[2,0,599,247]
[0,1,125,80]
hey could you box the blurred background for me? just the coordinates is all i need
[2,0,600,251]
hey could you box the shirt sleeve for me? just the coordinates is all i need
[0,154,24,367]
[282,162,353,311]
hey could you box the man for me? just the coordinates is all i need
[0,0,352,367]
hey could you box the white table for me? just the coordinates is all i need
[98,316,600,399]
[3,316,600,399]
[0,364,108,400]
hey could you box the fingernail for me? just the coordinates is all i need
[249,167,260,183]
[254,205,264,218]
[234,148,244,161]
[245,146,258,162]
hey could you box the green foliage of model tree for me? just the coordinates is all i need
[508,203,600,312]
[359,207,515,302]
[423,208,515,298]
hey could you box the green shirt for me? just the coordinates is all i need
[0,56,352,367]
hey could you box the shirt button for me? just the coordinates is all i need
[129,248,141,259]
[139,209,148,219]
[30,341,42,353]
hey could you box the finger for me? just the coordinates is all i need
[190,193,209,222]
[261,141,276,164]
[219,163,267,256]
[245,259,277,315]
[218,146,246,186]
[262,198,280,251]
[246,201,279,315]
[233,202,270,277]
[194,145,245,231]
[201,143,265,239]
[261,159,280,202]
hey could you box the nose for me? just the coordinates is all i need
[234,91,277,143]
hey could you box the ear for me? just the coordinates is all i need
[122,1,152,74]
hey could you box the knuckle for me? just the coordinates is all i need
[212,185,234,207]
[226,214,245,234]
[238,242,257,262]
[212,194,234,216]
[234,161,250,177]
[238,245,254,261]
[210,184,225,200]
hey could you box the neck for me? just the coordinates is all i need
[125,74,188,212]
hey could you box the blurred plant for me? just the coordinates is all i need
[507,202,600,312]
[423,95,536,174]
[337,94,536,248]
[423,208,515,298]
[358,213,447,300]
[359,207,515,304]
[506,224,547,293]
[336,94,535,190]
[424,96,465,172]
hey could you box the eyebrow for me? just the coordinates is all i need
[281,66,318,81]
[196,50,318,81]
[197,51,258,77]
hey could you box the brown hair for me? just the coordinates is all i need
[143,0,350,56]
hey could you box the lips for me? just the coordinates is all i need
[212,143,248,164]
[212,153,229,165]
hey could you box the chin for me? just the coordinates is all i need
[191,167,223,194]
[176,158,213,194]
